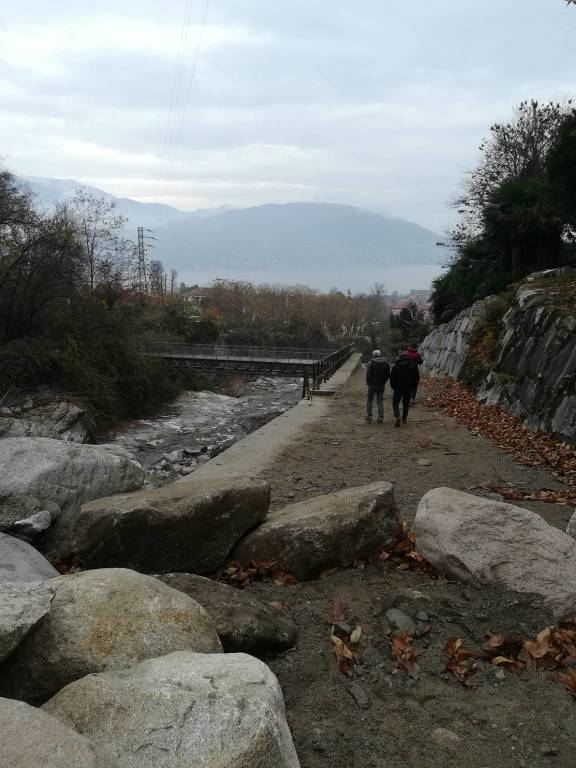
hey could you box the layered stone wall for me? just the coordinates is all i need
[419,297,497,379]
[420,272,576,443]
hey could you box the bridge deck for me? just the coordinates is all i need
[141,343,356,397]
[144,352,318,366]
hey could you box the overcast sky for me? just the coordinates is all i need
[1,1,574,231]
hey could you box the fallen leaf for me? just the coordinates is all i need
[330,633,358,677]
[389,632,422,674]
[557,668,576,697]
[443,636,480,685]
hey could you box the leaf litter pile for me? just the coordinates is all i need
[425,379,576,488]
[213,559,298,589]
[443,614,576,696]
[364,522,438,577]
[328,586,576,698]
[473,482,576,507]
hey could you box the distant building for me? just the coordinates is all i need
[180,286,211,310]
[390,289,432,319]
[407,289,432,304]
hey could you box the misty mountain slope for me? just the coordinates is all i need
[154,202,441,270]
[17,175,191,228]
[14,176,442,284]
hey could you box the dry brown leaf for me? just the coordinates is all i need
[556,668,576,697]
[273,572,298,587]
[389,632,422,674]
[330,633,358,677]
[484,633,506,650]
[443,636,480,685]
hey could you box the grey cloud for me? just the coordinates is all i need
[1,0,574,231]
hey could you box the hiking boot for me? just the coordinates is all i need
[365,416,373,423]
[377,417,383,424]
[402,418,407,424]
[394,418,401,428]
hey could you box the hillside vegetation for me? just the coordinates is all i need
[432,101,576,323]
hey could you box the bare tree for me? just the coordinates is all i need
[66,190,133,291]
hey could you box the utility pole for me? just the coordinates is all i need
[136,226,156,295]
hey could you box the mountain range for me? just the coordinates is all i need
[18,175,443,292]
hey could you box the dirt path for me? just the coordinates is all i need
[247,369,576,768]
[260,368,571,530]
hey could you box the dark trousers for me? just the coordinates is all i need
[392,389,411,421]
[367,385,384,419]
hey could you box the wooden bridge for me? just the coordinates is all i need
[142,343,356,397]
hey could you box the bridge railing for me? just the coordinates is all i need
[141,343,336,363]
[308,342,356,395]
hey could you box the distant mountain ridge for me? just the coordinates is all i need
[16,175,442,290]
[18,175,191,228]
[154,201,441,269]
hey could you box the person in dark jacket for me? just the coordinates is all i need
[365,349,390,423]
[390,352,419,427]
[403,345,423,405]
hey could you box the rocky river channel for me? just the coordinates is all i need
[111,376,302,486]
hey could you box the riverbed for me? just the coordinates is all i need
[112,376,302,485]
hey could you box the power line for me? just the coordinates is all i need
[155,0,211,221]
[154,0,194,226]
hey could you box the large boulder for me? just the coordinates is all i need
[74,478,271,574]
[158,573,298,654]
[0,568,222,702]
[44,651,301,768]
[0,437,143,512]
[415,487,576,619]
[0,582,55,661]
[0,532,59,582]
[0,437,144,554]
[232,481,402,580]
[0,696,103,768]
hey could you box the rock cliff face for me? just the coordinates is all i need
[420,270,576,443]
[419,297,498,379]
